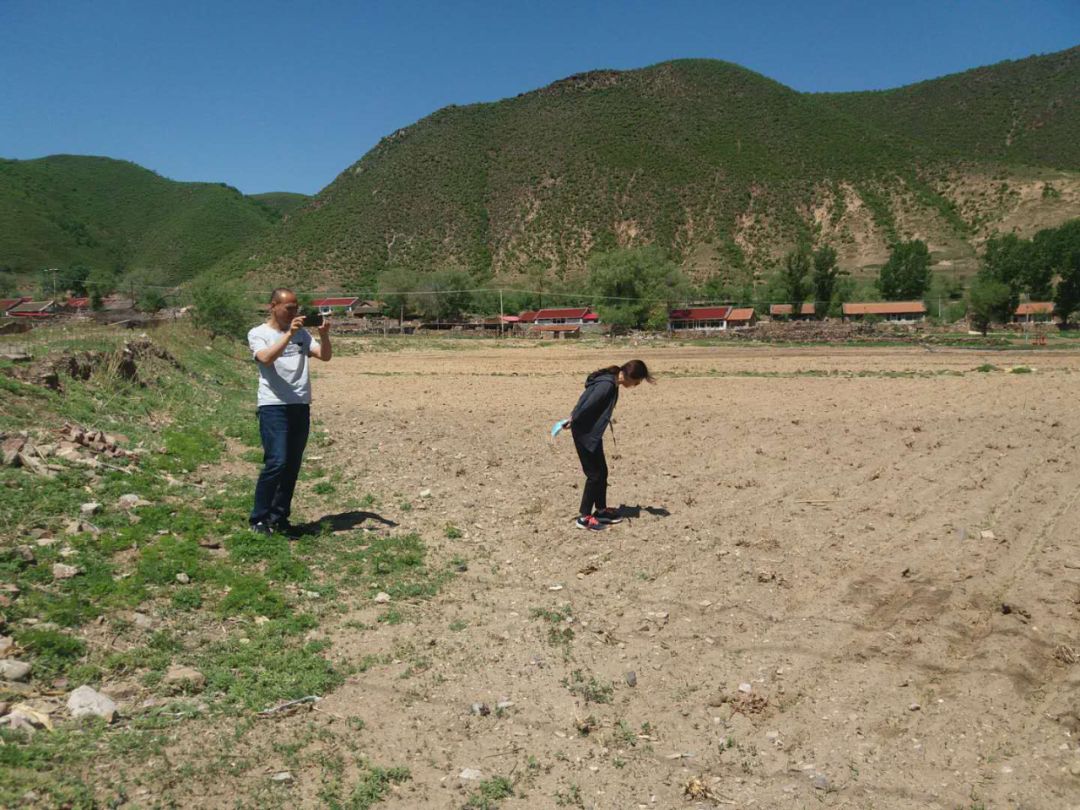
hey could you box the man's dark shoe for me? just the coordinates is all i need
[272,518,302,538]
[250,521,273,536]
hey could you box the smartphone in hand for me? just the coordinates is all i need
[302,310,324,328]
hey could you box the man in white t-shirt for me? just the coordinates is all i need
[247,288,332,535]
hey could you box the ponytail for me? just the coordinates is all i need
[589,360,656,383]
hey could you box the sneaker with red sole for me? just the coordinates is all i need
[575,515,605,531]
[594,508,623,525]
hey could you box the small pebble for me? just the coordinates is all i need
[624,671,637,687]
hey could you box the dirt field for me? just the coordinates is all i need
[199,342,1080,808]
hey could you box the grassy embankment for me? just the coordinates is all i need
[0,323,454,808]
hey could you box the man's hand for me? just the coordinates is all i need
[318,316,331,337]
[289,316,305,335]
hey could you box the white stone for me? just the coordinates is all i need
[52,563,81,579]
[79,502,101,516]
[68,685,118,722]
[459,768,483,782]
[0,659,31,682]
[373,592,391,604]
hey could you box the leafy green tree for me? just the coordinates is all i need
[968,277,1012,336]
[811,245,843,318]
[878,240,931,300]
[982,233,1035,311]
[58,265,91,297]
[586,246,689,329]
[0,271,15,297]
[411,269,473,321]
[86,266,120,309]
[1054,251,1080,325]
[189,275,251,340]
[377,266,419,320]
[139,288,168,313]
[778,244,811,314]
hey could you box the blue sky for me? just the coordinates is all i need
[2,0,1077,195]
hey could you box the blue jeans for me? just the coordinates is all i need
[251,404,310,526]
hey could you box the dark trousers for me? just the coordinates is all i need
[251,404,310,526]
[574,439,608,516]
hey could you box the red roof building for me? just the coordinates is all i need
[66,297,90,310]
[769,303,815,318]
[9,300,58,318]
[518,311,538,323]
[0,297,30,315]
[1014,302,1054,322]
[842,301,926,321]
[534,307,594,323]
[668,306,732,330]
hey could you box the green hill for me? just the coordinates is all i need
[251,191,312,218]
[235,50,1079,291]
[0,155,282,288]
[818,46,1080,170]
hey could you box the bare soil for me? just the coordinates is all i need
[160,342,1080,808]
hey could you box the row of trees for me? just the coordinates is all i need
[969,219,1080,333]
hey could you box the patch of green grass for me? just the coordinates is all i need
[1010,365,1032,374]
[347,762,411,809]
[313,481,336,496]
[12,628,86,682]
[218,574,289,618]
[465,776,515,809]
[974,363,1000,372]
[562,669,613,704]
[444,523,463,539]
[531,605,575,653]
[449,619,467,632]
[198,622,342,711]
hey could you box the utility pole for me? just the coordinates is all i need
[499,288,504,338]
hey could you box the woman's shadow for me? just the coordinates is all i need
[291,510,397,537]
[612,504,671,520]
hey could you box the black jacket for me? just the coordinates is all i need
[570,370,618,452]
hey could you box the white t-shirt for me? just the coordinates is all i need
[247,323,321,406]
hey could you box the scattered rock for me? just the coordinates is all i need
[0,637,13,657]
[117,494,151,510]
[1,437,26,466]
[470,702,490,716]
[909,703,921,712]
[738,683,753,694]
[0,702,53,731]
[624,671,637,687]
[79,502,102,516]
[373,592,391,604]
[980,530,996,540]
[175,572,190,585]
[458,768,483,782]
[13,546,35,564]
[495,700,514,710]
[419,488,432,499]
[67,685,118,722]
[811,773,831,791]
[0,659,32,682]
[52,563,81,580]
[0,701,8,716]
[270,771,293,783]
[162,665,206,692]
[63,520,98,536]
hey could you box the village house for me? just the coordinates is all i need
[8,300,59,318]
[842,301,927,322]
[532,307,598,325]
[769,303,816,320]
[0,297,30,316]
[312,297,359,316]
[725,307,757,329]
[1014,302,1054,323]
[668,306,731,331]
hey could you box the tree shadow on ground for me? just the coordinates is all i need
[293,511,398,536]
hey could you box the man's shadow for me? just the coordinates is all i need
[613,504,671,519]
[291,511,398,537]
